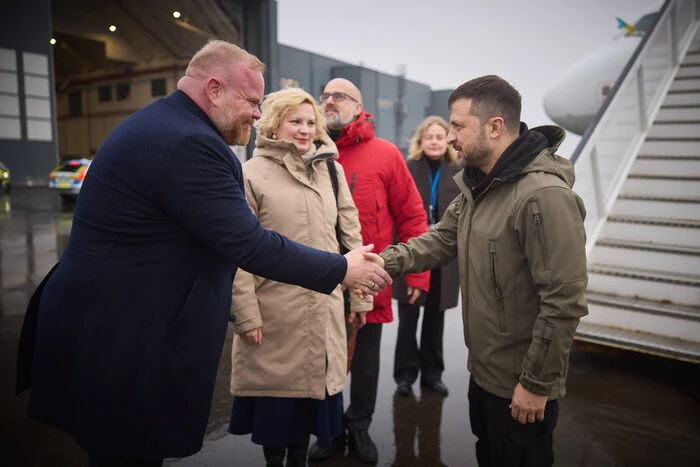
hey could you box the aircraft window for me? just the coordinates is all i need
[601,84,611,97]
[632,13,659,35]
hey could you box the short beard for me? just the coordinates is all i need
[460,128,490,169]
[325,109,354,130]
[213,108,252,146]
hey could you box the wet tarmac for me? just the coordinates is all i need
[1,188,699,467]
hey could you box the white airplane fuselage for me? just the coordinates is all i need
[544,36,641,135]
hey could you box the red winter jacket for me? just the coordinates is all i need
[335,112,430,323]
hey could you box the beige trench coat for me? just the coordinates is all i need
[230,134,371,400]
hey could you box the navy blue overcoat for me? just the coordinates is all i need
[16,91,346,457]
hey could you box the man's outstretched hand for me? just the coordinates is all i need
[343,244,392,298]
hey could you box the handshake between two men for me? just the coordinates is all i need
[338,244,388,330]
[341,244,388,299]
[242,245,389,347]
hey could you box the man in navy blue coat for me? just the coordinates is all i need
[15,40,390,466]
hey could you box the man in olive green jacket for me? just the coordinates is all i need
[379,75,588,467]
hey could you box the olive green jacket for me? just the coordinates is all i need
[381,125,588,400]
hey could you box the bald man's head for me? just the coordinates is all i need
[321,78,364,130]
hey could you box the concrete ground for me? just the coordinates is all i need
[1,187,699,467]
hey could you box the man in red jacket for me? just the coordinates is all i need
[308,78,430,463]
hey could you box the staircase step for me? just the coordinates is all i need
[575,322,700,363]
[636,155,700,160]
[647,122,700,139]
[587,264,700,305]
[677,65,700,77]
[670,78,700,92]
[603,215,700,247]
[597,238,700,254]
[591,239,700,275]
[622,176,700,197]
[632,157,700,177]
[640,140,700,156]
[585,292,700,341]
[656,106,700,121]
[613,195,700,221]
[683,50,700,65]
[587,292,700,321]
[663,92,700,106]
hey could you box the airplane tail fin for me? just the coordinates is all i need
[616,17,635,36]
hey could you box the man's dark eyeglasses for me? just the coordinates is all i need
[319,92,359,103]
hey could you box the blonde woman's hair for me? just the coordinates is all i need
[407,116,457,164]
[256,88,327,141]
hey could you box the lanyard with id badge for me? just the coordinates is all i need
[429,165,441,229]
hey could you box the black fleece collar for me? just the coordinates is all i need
[328,129,342,142]
[463,122,549,200]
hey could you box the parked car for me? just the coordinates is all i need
[0,162,10,194]
[49,159,91,199]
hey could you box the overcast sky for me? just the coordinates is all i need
[277,0,661,157]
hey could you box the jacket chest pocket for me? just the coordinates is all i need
[489,240,506,332]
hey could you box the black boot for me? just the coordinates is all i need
[263,445,286,467]
[286,433,310,467]
[348,428,378,462]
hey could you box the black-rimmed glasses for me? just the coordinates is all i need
[319,92,358,103]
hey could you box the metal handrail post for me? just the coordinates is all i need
[636,66,648,132]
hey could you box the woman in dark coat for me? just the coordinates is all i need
[393,116,461,397]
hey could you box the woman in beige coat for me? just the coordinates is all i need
[228,88,371,467]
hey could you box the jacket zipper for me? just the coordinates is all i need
[531,202,550,271]
[350,172,356,194]
[465,208,474,347]
[489,240,505,332]
[533,324,555,377]
[533,336,551,377]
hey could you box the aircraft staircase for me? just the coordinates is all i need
[571,0,700,363]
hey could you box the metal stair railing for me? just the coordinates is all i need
[570,0,700,254]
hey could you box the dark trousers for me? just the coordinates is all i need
[345,322,382,431]
[394,272,445,385]
[88,453,163,467]
[468,376,559,467]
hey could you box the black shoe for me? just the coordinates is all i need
[395,382,413,396]
[308,433,345,460]
[348,429,378,463]
[262,445,286,467]
[422,380,449,397]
